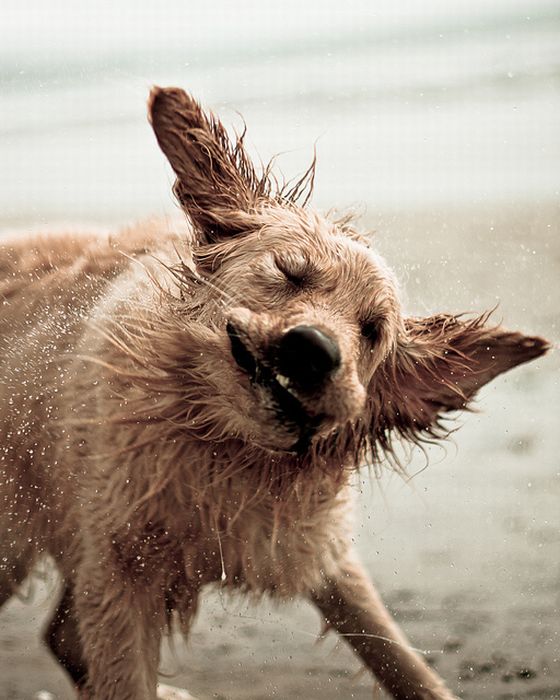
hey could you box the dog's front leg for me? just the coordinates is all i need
[311,556,459,700]
[74,547,165,700]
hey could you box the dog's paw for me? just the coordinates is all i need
[157,683,198,700]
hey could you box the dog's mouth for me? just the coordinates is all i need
[227,322,324,452]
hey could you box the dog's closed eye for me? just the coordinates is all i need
[273,255,315,289]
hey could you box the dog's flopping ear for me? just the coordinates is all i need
[368,314,549,449]
[149,86,265,242]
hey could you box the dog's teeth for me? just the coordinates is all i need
[275,373,291,389]
[275,373,301,399]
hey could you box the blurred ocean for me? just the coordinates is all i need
[1,0,559,225]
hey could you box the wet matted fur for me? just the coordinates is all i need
[0,87,549,700]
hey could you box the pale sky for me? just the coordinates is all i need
[1,0,557,57]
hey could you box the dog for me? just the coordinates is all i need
[0,86,549,700]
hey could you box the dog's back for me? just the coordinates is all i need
[0,224,176,594]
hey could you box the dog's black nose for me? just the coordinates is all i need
[275,325,340,392]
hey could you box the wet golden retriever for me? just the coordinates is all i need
[0,87,548,699]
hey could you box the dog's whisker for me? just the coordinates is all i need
[188,272,238,307]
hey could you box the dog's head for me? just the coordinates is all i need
[146,87,549,459]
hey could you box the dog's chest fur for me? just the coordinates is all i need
[180,474,354,597]
[101,451,355,601]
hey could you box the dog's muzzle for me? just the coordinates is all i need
[227,323,341,451]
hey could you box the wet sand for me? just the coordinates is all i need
[0,203,558,699]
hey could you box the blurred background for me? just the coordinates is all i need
[0,1,559,698]
[1,0,559,221]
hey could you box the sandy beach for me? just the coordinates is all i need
[0,203,558,700]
